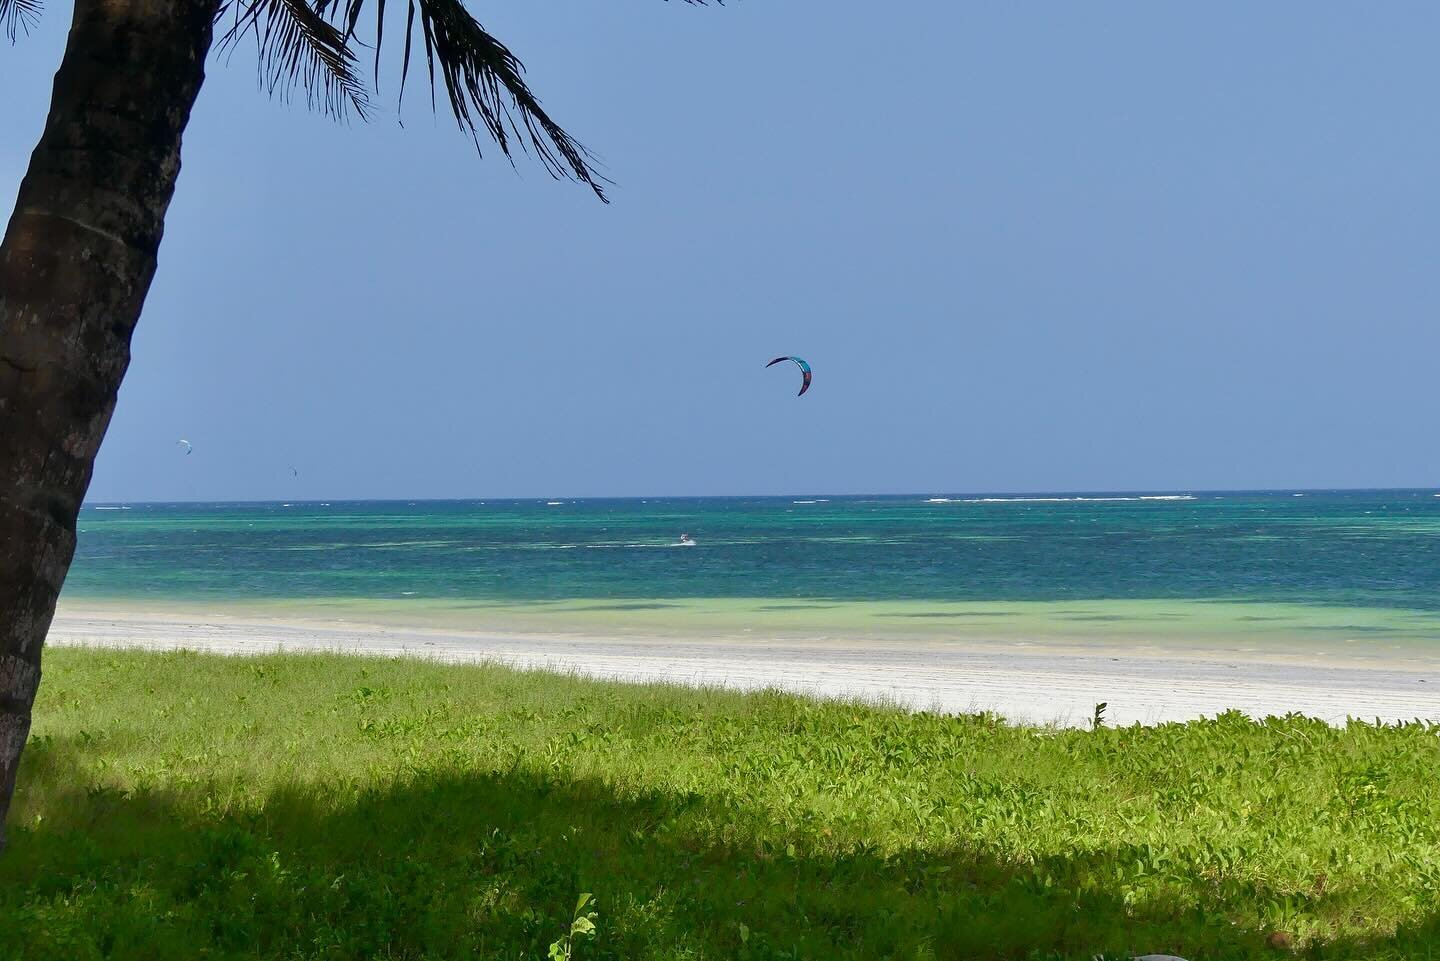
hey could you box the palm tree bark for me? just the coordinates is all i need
[0,0,218,846]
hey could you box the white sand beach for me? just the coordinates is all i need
[47,605,1440,727]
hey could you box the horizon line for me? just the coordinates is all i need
[80,485,1440,507]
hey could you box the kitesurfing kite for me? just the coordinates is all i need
[176,439,193,455]
[765,356,812,397]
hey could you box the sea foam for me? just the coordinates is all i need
[950,495,1196,504]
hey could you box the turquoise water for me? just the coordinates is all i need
[64,491,1440,647]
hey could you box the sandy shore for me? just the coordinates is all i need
[47,606,1440,727]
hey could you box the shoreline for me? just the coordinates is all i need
[48,604,1440,727]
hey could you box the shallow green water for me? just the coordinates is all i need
[66,490,1440,648]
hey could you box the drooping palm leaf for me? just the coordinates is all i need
[317,0,619,199]
[1,0,41,42]
[10,0,709,199]
[218,0,369,120]
[418,0,607,196]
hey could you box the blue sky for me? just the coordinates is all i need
[5,2,1439,500]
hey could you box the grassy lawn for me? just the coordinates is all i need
[4,648,1440,960]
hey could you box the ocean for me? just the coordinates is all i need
[63,490,1440,652]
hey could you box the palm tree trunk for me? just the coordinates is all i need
[0,0,218,847]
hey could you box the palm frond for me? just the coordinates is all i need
[421,0,609,198]
[219,0,369,120]
[319,0,612,200]
[221,0,716,200]
[2,0,41,42]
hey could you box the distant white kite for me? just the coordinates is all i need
[176,439,192,455]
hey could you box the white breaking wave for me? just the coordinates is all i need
[955,495,1197,504]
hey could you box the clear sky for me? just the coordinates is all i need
[5,3,1439,500]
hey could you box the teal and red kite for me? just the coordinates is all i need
[765,356,812,396]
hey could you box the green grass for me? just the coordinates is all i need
[4,648,1440,960]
